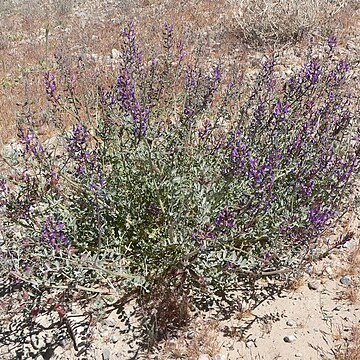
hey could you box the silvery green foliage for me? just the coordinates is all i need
[0,26,359,312]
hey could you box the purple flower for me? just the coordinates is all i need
[117,70,136,112]
[337,59,349,73]
[301,179,315,197]
[66,124,89,158]
[131,100,150,137]
[273,100,289,119]
[44,71,58,102]
[163,21,174,49]
[41,217,70,249]
[308,204,333,229]
[214,64,221,84]
[327,35,337,49]
[192,225,215,249]
[122,23,142,68]
[18,127,44,157]
[215,207,235,229]
[304,59,322,85]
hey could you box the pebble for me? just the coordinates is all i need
[198,355,211,360]
[334,305,342,311]
[111,335,119,344]
[102,348,111,360]
[101,331,109,338]
[295,353,303,357]
[324,266,333,276]
[104,319,116,327]
[329,253,338,261]
[286,320,296,327]
[283,335,297,343]
[213,355,226,360]
[186,330,195,339]
[59,337,67,347]
[111,48,120,60]
[246,341,254,348]
[340,276,352,286]
[308,281,320,290]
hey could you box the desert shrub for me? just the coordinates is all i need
[228,0,358,46]
[0,24,359,340]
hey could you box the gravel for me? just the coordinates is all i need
[283,335,297,343]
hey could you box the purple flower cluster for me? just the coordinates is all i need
[121,23,142,69]
[192,225,215,249]
[117,70,135,112]
[44,71,58,103]
[66,124,98,176]
[230,133,250,172]
[308,203,333,230]
[327,35,337,50]
[18,127,44,157]
[273,100,289,120]
[163,21,174,50]
[41,217,69,249]
[184,64,222,120]
[215,207,235,229]
[117,69,149,137]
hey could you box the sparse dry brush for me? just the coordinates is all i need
[228,0,359,46]
[335,324,360,360]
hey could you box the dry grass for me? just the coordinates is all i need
[335,242,360,304]
[335,324,360,360]
[287,275,306,292]
[228,0,360,47]
[162,319,221,360]
[340,286,359,303]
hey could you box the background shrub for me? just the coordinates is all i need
[228,0,359,46]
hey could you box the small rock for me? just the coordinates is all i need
[111,48,120,60]
[101,331,109,338]
[334,305,342,311]
[59,337,67,347]
[246,341,254,348]
[295,353,303,358]
[324,266,333,276]
[308,281,320,290]
[186,330,195,339]
[102,348,111,360]
[198,355,211,360]
[340,276,352,286]
[283,335,297,343]
[286,320,296,327]
[104,318,116,327]
[213,355,226,360]
[111,335,119,344]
